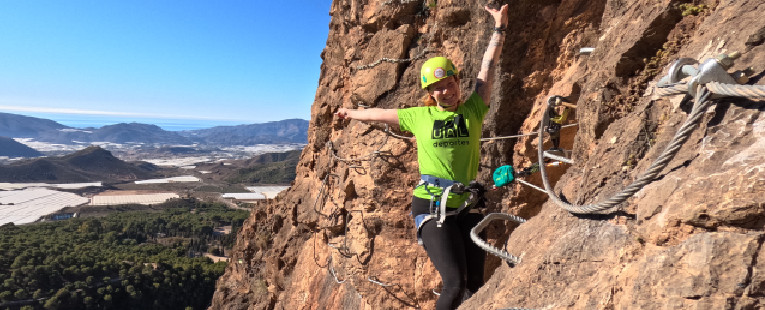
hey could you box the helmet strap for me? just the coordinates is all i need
[437,101,456,110]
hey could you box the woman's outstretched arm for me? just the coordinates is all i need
[335,107,399,126]
[475,3,509,107]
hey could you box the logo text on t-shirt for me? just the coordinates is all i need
[431,114,469,147]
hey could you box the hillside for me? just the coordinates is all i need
[0,146,160,183]
[0,113,71,138]
[191,150,302,185]
[71,123,191,144]
[0,113,308,145]
[178,119,309,145]
[0,137,42,157]
[211,1,765,309]
[227,150,301,184]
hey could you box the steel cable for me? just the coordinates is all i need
[470,213,527,264]
[537,86,714,213]
[706,82,765,99]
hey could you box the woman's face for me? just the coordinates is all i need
[427,76,461,111]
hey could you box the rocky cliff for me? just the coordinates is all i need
[211,0,765,309]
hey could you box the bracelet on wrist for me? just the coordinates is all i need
[493,26,506,34]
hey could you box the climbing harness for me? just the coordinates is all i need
[538,52,763,214]
[544,95,575,158]
[409,169,530,264]
[412,176,485,244]
[540,95,577,164]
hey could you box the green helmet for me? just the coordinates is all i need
[420,57,458,89]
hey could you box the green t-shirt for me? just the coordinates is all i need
[398,92,488,208]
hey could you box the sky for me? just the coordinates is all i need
[0,1,332,130]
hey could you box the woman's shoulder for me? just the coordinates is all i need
[460,92,488,115]
[401,105,438,116]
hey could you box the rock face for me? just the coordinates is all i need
[211,0,765,309]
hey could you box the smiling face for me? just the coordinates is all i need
[427,76,461,111]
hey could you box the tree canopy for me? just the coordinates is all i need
[0,200,248,310]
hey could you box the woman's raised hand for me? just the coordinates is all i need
[484,4,508,27]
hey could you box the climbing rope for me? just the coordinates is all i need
[328,255,348,284]
[537,86,714,213]
[368,276,393,287]
[383,124,413,140]
[316,135,424,303]
[470,213,527,264]
[327,140,389,163]
[381,0,418,5]
[311,173,344,270]
[356,47,432,71]
[542,150,573,164]
[480,124,578,142]
[515,179,546,194]
[383,122,578,142]
[313,173,341,217]
[314,177,421,306]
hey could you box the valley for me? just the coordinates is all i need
[0,117,306,309]
[0,113,307,226]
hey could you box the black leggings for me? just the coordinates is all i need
[412,196,486,310]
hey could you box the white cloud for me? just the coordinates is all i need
[0,105,144,116]
[0,104,246,122]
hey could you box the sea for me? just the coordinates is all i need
[28,113,246,131]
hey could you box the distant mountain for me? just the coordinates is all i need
[0,113,307,146]
[193,149,302,185]
[0,137,43,157]
[0,112,71,137]
[228,149,302,184]
[0,146,160,183]
[179,119,308,145]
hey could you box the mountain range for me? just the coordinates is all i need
[0,112,308,146]
[0,146,160,183]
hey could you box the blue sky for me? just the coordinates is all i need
[0,1,331,129]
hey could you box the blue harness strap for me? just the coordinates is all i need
[413,175,476,245]
[420,175,457,188]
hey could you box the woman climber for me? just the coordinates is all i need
[335,3,509,309]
